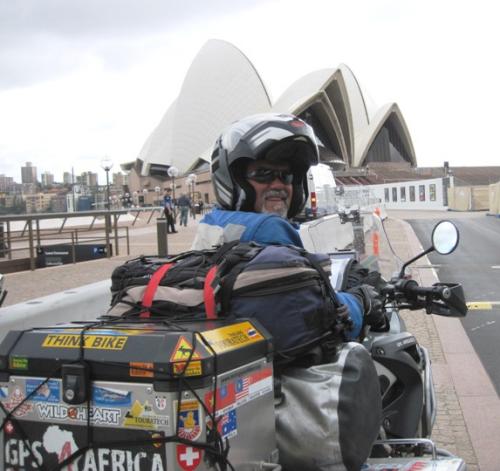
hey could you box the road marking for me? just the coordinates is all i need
[467,301,500,310]
[471,320,496,332]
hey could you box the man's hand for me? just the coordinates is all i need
[347,284,388,331]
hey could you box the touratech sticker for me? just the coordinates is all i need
[36,403,121,426]
[25,379,60,403]
[129,362,154,378]
[42,333,128,350]
[123,400,170,430]
[200,321,264,354]
[3,420,167,470]
[173,400,202,441]
[170,336,203,377]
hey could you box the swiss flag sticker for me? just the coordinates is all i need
[176,444,202,470]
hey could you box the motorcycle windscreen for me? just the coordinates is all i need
[299,210,403,281]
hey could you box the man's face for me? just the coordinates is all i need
[246,161,293,217]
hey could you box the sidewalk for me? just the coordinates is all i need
[2,212,496,470]
[2,215,200,306]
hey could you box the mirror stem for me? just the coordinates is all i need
[399,246,435,279]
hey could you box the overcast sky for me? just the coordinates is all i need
[1,0,498,183]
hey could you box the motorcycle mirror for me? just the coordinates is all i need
[431,220,459,255]
[398,220,459,278]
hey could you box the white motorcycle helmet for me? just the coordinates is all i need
[210,113,319,218]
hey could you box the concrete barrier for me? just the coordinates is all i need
[0,280,112,342]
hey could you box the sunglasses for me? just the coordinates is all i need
[246,168,294,184]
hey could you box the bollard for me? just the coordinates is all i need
[157,218,168,256]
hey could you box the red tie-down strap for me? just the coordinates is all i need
[203,266,218,319]
[140,263,173,318]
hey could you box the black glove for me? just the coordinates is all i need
[347,284,388,331]
[343,260,385,291]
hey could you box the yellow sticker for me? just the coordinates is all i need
[170,336,201,362]
[42,334,128,350]
[173,360,202,377]
[200,321,264,354]
[123,400,169,430]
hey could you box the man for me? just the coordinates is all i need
[163,189,177,233]
[176,193,191,227]
[193,113,386,339]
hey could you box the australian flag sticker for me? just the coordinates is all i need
[218,409,237,440]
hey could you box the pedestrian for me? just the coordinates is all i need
[177,193,191,227]
[163,189,177,233]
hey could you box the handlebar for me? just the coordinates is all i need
[382,279,467,317]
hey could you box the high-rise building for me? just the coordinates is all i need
[0,174,15,192]
[63,172,73,185]
[113,172,126,188]
[41,171,55,187]
[21,162,37,184]
[80,171,98,187]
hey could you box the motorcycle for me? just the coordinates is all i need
[330,214,468,470]
[0,214,468,471]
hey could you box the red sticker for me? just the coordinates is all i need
[177,444,202,470]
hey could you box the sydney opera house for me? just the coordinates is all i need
[124,39,416,201]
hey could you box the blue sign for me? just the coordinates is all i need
[25,379,60,403]
[93,386,132,407]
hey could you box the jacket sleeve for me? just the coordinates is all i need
[336,292,363,339]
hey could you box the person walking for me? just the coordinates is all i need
[177,193,191,227]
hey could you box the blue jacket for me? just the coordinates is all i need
[192,209,363,338]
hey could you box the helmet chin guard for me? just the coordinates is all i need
[211,113,319,218]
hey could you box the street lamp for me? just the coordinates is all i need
[155,186,161,206]
[167,166,179,201]
[132,191,138,207]
[187,173,197,219]
[142,188,148,207]
[187,173,197,200]
[100,157,113,210]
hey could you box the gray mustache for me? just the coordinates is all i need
[263,190,288,200]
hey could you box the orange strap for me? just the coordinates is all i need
[140,263,173,318]
[203,266,218,319]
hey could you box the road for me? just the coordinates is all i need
[407,214,500,395]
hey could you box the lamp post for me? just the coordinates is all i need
[100,157,113,210]
[187,173,197,219]
[167,166,179,202]
[155,186,161,206]
[142,189,148,207]
[132,191,138,207]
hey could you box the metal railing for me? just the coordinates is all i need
[0,207,164,270]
